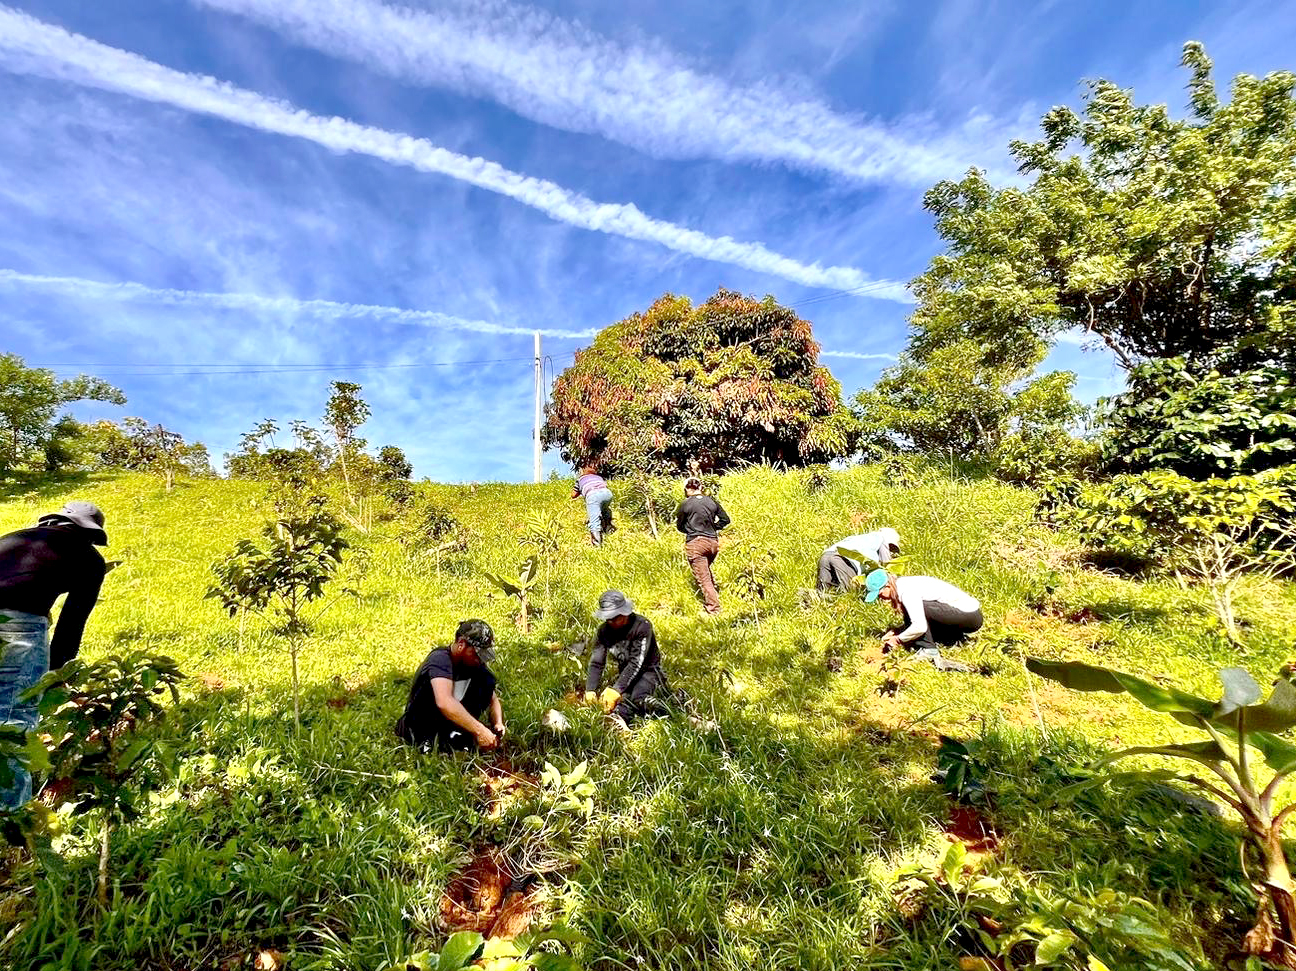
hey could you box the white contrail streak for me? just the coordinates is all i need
[0,7,908,298]
[0,268,596,338]
[192,0,997,187]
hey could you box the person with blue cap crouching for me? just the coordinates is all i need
[0,500,109,808]
[863,568,982,673]
[584,590,668,730]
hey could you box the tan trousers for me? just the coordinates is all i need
[685,535,721,614]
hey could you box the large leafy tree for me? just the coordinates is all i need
[0,354,125,477]
[542,289,859,474]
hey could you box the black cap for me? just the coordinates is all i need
[455,619,495,662]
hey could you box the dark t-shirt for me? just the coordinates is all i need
[0,525,106,667]
[398,647,497,746]
[585,613,663,695]
[674,496,731,540]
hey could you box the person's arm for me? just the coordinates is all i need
[431,677,497,747]
[894,584,929,644]
[489,693,505,736]
[675,502,688,534]
[611,635,651,695]
[585,643,608,694]
[571,485,580,499]
[49,558,105,669]
[712,500,731,532]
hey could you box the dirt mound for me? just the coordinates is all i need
[479,757,539,820]
[440,845,543,940]
[944,806,999,855]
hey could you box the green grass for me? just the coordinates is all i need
[2,465,1294,970]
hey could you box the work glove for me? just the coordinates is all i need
[584,690,597,704]
[599,687,621,713]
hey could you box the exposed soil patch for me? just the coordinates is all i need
[440,845,543,940]
[944,805,999,855]
[196,672,226,691]
[478,756,540,820]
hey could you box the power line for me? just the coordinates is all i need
[42,353,576,377]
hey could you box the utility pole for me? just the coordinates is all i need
[533,331,542,484]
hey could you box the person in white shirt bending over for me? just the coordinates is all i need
[862,568,983,668]
[816,527,900,593]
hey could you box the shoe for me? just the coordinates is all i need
[607,713,630,733]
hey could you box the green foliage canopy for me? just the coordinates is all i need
[542,289,858,474]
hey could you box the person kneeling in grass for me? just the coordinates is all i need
[584,590,667,730]
[816,526,901,593]
[395,619,505,752]
[863,569,982,673]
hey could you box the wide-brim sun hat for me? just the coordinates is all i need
[594,590,635,620]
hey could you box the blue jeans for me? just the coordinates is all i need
[584,488,614,538]
[0,610,49,808]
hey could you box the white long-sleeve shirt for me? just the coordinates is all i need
[894,575,981,643]
[825,527,900,566]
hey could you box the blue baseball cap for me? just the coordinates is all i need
[863,569,890,602]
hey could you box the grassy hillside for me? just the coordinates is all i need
[3,466,1294,970]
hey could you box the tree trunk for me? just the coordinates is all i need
[238,607,246,650]
[97,814,112,908]
[164,468,174,492]
[646,497,659,539]
[290,634,301,732]
[1245,830,1296,967]
[520,593,529,635]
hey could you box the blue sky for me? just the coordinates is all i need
[1,1,1292,481]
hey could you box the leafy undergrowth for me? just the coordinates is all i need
[2,466,1294,969]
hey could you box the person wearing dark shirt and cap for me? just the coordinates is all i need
[584,590,667,729]
[674,478,730,615]
[1,500,108,808]
[395,619,505,753]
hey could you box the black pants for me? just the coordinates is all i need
[816,552,860,592]
[612,668,665,724]
[902,602,983,653]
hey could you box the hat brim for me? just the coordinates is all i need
[594,604,634,620]
[473,645,496,663]
[864,590,882,603]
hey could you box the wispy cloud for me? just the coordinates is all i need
[0,6,907,298]
[819,349,896,361]
[0,268,595,338]
[191,0,1005,187]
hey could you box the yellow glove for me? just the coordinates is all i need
[584,691,597,704]
[599,687,621,712]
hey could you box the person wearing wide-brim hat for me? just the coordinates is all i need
[395,619,506,753]
[585,591,667,728]
[0,500,109,808]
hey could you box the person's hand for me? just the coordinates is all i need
[475,726,499,750]
[599,687,621,712]
[881,632,902,653]
[493,721,506,740]
[584,690,598,705]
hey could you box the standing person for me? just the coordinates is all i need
[0,501,108,808]
[817,527,901,593]
[675,477,730,616]
[864,569,982,672]
[571,465,614,547]
[584,590,667,729]
[395,619,505,753]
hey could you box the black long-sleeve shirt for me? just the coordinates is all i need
[674,495,731,540]
[0,526,105,667]
[585,613,662,695]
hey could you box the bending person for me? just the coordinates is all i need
[585,590,667,729]
[571,465,615,547]
[817,527,900,593]
[863,569,982,671]
[0,501,108,809]
[396,619,505,752]
[674,477,730,615]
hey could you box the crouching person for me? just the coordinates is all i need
[396,619,504,752]
[864,569,983,672]
[585,590,666,729]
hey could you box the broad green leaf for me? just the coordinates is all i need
[1087,957,1113,971]
[1097,740,1228,769]
[1035,930,1075,963]
[1246,731,1296,774]
[941,840,967,884]
[437,931,484,970]
[1026,659,1215,721]
[529,956,582,971]
[1215,667,1262,716]
[563,761,588,786]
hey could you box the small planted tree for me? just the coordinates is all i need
[520,511,561,599]
[1028,657,1296,966]
[323,381,371,499]
[207,507,350,730]
[483,556,540,634]
[29,651,184,906]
